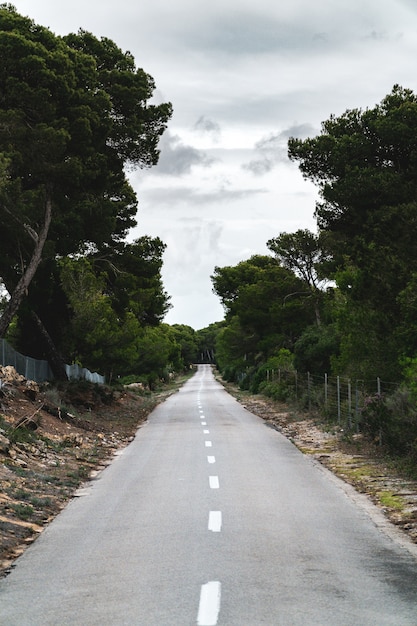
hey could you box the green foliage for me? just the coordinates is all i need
[212,255,315,376]
[11,503,34,521]
[288,85,417,382]
[170,324,199,367]
[294,324,339,375]
[0,5,172,355]
[360,390,417,459]
[195,322,224,363]
[400,357,417,401]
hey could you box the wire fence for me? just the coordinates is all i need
[263,368,401,433]
[0,338,105,384]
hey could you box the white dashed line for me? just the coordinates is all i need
[207,456,216,464]
[208,511,222,532]
[197,581,221,626]
[205,441,212,447]
[201,422,207,425]
[209,476,219,489]
[204,429,210,434]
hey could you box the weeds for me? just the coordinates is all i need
[11,503,34,521]
[377,490,405,511]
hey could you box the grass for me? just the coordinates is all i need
[11,503,34,521]
[377,490,405,511]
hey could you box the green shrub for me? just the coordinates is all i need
[12,503,34,520]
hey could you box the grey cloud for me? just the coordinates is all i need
[184,12,332,57]
[243,123,315,176]
[155,132,216,176]
[193,115,221,139]
[143,184,267,207]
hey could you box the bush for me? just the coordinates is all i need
[258,380,292,402]
[361,390,417,459]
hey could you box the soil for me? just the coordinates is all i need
[1,367,417,579]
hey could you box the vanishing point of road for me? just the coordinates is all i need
[1,364,417,625]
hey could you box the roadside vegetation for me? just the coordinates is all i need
[208,87,417,472]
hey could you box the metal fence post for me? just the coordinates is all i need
[337,376,341,424]
[355,381,360,433]
[348,380,352,430]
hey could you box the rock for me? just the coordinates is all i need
[0,433,10,453]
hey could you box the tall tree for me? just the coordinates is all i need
[267,229,329,326]
[0,6,172,344]
[288,85,417,379]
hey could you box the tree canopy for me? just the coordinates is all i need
[0,5,172,339]
[288,85,417,379]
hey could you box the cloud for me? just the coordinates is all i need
[243,123,315,175]
[193,116,221,141]
[154,132,216,176]
[142,183,268,207]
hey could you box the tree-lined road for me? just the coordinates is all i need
[1,365,417,625]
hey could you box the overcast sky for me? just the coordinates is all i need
[12,0,417,329]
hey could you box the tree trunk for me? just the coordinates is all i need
[0,194,52,338]
[30,311,68,381]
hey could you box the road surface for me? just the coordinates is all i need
[1,364,417,625]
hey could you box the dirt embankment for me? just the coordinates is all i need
[1,368,417,578]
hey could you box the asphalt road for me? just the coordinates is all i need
[1,364,417,625]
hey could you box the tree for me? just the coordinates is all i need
[0,6,172,344]
[170,325,199,368]
[211,255,315,371]
[195,322,224,363]
[288,85,417,379]
[101,237,171,327]
[59,257,142,379]
[267,229,329,326]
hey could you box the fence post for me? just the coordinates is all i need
[355,381,360,433]
[295,370,298,399]
[324,373,328,410]
[376,377,383,445]
[307,372,311,412]
[337,376,341,424]
[348,379,352,430]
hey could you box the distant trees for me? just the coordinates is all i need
[211,255,316,382]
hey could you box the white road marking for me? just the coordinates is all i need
[209,476,219,489]
[208,511,222,532]
[197,581,221,626]
[207,456,216,464]
[202,421,207,425]
[205,441,212,447]
[204,429,210,434]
